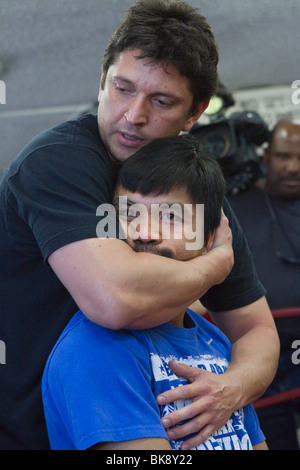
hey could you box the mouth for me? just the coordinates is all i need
[281,178,300,187]
[118,131,145,147]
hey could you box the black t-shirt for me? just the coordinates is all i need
[228,186,300,394]
[228,186,300,311]
[228,187,300,341]
[0,114,265,449]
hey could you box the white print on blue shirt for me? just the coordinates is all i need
[150,353,253,450]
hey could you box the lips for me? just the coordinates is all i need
[118,131,145,147]
[282,178,300,187]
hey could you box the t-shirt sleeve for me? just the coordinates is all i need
[201,198,266,312]
[243,404,266,447]
[8,142,116,261]
[43,320,168,450]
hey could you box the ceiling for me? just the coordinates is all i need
[1,0,299,176]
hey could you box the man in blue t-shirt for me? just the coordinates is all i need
[42,135,267,450]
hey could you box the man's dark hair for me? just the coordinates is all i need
[102,0,219,113]
[116,134,226,241]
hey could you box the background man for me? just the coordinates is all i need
[42,135,268,451]
[0,0,278,449]
[228,118,300,449]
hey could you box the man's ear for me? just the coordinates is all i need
[98,66,105,101]
[205,231,215,252]
[182,100,210,132]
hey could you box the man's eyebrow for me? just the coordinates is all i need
[113,75,180,100]
[113,75,133,85]
[113,196,139,207]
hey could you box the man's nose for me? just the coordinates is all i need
[134,216,162,243]
[124,95,148,125]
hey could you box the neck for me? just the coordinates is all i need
[168,312,185,328]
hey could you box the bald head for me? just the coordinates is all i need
[264,119,300,199]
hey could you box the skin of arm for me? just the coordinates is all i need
[253,441,268,450]
[90,438,268,451]
[156,296,280,449]
[48,212,233,330]
[90,437,172,450]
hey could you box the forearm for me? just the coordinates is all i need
[50,237,232,330]
[211,297,280,407]
[90,437,171,450]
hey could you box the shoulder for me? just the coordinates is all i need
[44,312,150,382]
[6,114,110,182]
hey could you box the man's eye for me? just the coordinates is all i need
[276,153,290,160]
[153,97,172,107]
[116,85,129,93]
[162,212,181,222]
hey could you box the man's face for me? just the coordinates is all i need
[115,185,207,261]
[264,123,300,199]
[97,49,207,163]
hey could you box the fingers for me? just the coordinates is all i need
[157,362,207,406]
[213,212,232,247]
[163,404,228,450]
[178,423,217,450]
[167,418,216,450]
[156,361,234,449]
[161,399,209,431]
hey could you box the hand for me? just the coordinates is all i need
[190,211,234,287]
[210,210,233,270]
[209,210,232,251]
[156,360,242,450]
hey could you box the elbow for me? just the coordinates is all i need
[78,291,141,331]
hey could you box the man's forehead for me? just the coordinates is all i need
[108,49,192,94]
[274,122,300,142]
[115,184,194,205]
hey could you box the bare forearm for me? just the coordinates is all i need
[49,209,233,330]
[90,437,171,450]
[50,237,232,330]
[87,211,233,329]
[224,325,279,408]
[211,297,280,407]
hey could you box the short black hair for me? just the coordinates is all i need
[116,134,226,240]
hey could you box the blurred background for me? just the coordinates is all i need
[1,0,300,178]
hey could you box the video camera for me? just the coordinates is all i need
[190,110,270,195]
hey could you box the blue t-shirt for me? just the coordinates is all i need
[42,309,265,450]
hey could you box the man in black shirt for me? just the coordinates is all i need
[228,119,300,449]
[0,0,279,449]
